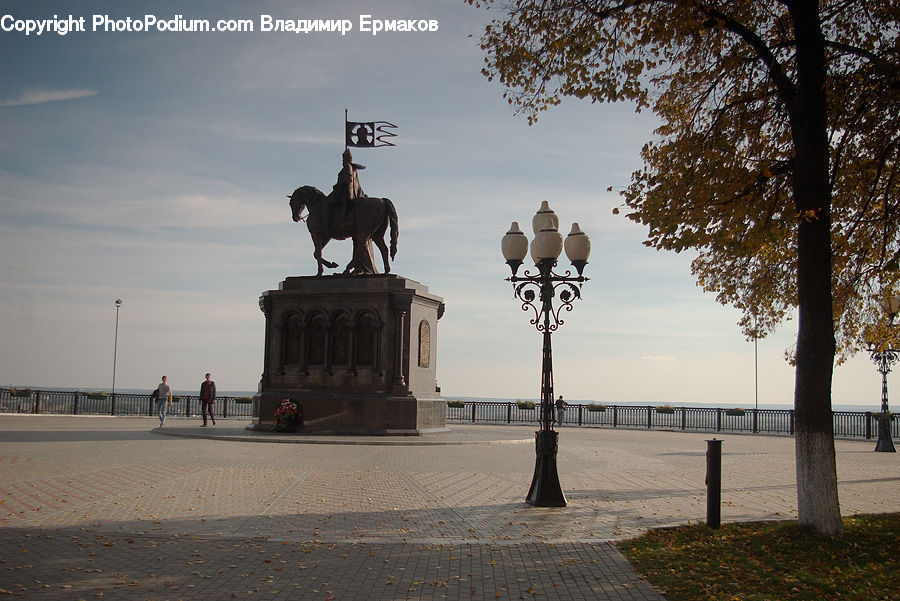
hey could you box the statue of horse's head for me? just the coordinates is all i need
[287,186,325,222]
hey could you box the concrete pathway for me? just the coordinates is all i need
[0,415,897,600]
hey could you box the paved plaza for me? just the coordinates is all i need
[0,415,897,600]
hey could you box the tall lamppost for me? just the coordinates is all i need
[868,293,899,453]
[502,201,590,507]
[112,299,123,415]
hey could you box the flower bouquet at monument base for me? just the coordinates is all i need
[273,399,301,432]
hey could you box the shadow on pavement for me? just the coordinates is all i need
[0,430,167,443]
[0,518,666,601]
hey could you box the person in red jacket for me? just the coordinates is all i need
[200,373,216,426]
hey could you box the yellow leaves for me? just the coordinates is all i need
[798,208,821,223]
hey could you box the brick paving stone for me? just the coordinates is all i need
[0,528,662,601]
[1,415,899,600]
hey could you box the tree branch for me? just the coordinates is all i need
[702,7,797,109]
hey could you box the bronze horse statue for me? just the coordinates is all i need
[288,186,398,276]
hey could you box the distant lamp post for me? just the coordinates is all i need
[112,299,123,415]
[502,201,590,507]
[868,293,899,453]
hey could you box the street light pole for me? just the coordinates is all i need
[869,348,897,453]
[502,202,590,507]
[112,299,122,415]
[868,293,899,453]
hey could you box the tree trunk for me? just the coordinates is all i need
[790,0,843,536]
[794,210,842,536]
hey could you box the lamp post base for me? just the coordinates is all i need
[526,430,567,507]
[875,414,896,452]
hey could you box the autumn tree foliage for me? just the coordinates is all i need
[469,0,898,535]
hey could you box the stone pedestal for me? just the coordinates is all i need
[254,274,446,434]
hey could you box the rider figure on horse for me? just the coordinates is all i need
[331,149,366,227]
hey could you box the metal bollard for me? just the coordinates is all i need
[705,438,722,529]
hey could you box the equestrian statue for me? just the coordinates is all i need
[288,149,398,276]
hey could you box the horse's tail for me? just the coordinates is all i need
[385,198,399,259]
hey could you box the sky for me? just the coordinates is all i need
[0,0,890,408]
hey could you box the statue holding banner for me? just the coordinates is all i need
[331,149,365,223]
[287,113,400,276]
[288,150,398,277]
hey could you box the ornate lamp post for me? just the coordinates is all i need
[502,201,590,506]
[112,299,123,415]
[868,293,899,453]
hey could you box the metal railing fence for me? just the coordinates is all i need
[2,389,895,440]
[0,389,255,419]
[446,400,897,440]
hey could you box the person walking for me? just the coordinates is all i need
[155,375,172,427]
[199,372,217,426]
[555,395,567,427]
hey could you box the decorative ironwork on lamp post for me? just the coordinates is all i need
[868,293,899,453]
[502,201,590,507]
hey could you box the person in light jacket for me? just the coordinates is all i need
[555,395,568,426]
[155,375,172,427]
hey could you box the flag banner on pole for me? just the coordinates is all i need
[346,120,397,148]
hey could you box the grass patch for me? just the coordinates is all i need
[618,513,898,601]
